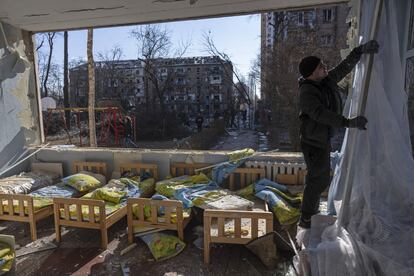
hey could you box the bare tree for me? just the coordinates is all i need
[96,45,124,100]
[87,28,97,147]
[130,24,191,137]
[202,32,256,128]
[35,33,46,51]
[97,45,123,62]
[261,10,344,150]
[130,25,171,113]
[43,32,57,97]
[35,34,63,100]
[63,31,70,128]
[202,32,251,106]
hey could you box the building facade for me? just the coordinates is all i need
[69,56,233,119]
[69,60,145,109]
[151,56,233,118]
[261,4,350,100]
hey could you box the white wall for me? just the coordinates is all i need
[31,147,303,179]
[0,22,41,176]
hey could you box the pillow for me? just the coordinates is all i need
[0,242,14,273]
[140,233,185,261]
[236,184,255,200]
[190,173,210,184]
[139,178,155,198]
[62,173,101,192]
[91,188,126,204]
[78,170,106,186]
[105,179,127,190]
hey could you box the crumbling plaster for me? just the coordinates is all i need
[0,22,42,175]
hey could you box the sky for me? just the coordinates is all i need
[47,14,261,79]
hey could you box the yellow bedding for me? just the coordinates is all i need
[155,173,210,198]
[56,177,150,221]
[58,202,122,222]
[0,242,14,273]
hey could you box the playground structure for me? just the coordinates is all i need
[43,107,136,147]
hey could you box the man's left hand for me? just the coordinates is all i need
[358,40,379,54]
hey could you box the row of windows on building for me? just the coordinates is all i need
[266,7,335,33]
[158,66,221,73]
[164,94,223,102]
[265,8,335,45]
[75,74,223,88]
[294,8,334,25]
[76,64,223,76]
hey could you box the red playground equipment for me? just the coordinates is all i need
[44,107,136,147]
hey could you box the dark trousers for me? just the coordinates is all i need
[300,142,331,220]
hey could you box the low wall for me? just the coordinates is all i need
[28,146,304,179]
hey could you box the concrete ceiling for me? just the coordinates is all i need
[0,0,347,32]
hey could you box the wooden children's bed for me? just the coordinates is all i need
[0,161,107,241]
[127,162,209,243]
[54,162,158,249]
[203,167,274,264]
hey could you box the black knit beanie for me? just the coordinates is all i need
[299,56,321,78]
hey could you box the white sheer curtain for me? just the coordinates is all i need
[306,1,414,275]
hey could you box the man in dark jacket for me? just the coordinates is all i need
[298,40,379,228]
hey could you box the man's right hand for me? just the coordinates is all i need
[346,116,368,130]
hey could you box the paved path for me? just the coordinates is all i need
[210,128,259,150]
[210,128,271,152]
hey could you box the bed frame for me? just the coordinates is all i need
[72,161,108,180]
[54,162,158,249]
[127,198,190,243]
[203,209,273,264]
[119,163,159,181]
[170,162,210,177]
[0,194,53,241]
[203,167,274,264]
[227,167,265,190]
[0,161,108,241]
[127,162,210,243]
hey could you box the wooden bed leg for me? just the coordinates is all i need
[127,225,134,244]
[203,214,211,264]
[53,201,61,242]
[177,225,184,241]
[204,239,210,264]
[55,225,61,243]
[101,228,108,249]
[127,202,134,244]
[29,221,37,241]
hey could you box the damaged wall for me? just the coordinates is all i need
[0,22,42,176]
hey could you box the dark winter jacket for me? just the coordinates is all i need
[299,47,363,148]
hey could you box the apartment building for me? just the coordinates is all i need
[69,56,233,118]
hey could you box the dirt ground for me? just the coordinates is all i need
[3,216,295,276]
